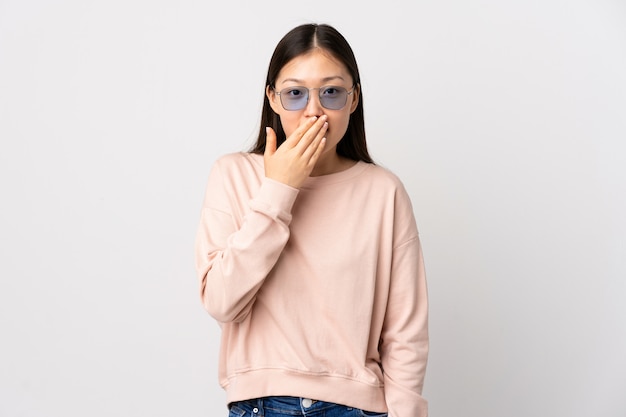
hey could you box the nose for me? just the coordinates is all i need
[304,89,324,117]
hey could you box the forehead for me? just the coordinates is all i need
[276,49,352,85]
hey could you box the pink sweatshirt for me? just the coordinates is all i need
[195,152,428,417]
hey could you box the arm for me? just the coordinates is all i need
[195,158,299,323]
[380,189,429,417]
[196,116,327,323]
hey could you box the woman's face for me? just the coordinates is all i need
[267,49,359,158]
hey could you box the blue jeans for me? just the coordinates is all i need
[228,396,387,417]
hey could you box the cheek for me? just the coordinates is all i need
[328,113,351,136]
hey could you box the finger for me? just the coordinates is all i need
[264,127,277,156]
[283,116,320,148]
[301,121,328,159]
[308,137,327,168]
[294,117,328,154]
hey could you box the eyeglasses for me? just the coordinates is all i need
[274,85,354,111]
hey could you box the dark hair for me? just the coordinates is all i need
[249,23,373,163]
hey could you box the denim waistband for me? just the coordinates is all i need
[230,396,350,416]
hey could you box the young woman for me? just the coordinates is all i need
[195,23,429,417]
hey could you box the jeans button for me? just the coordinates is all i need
[252,407,259,413]
[302,398,313,408]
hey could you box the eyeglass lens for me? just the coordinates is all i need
[278,86,349,111]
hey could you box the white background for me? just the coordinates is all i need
[1,1,625,416]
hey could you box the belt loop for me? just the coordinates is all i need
[251,398,262,416]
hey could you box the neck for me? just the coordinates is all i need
[310,149,356,177]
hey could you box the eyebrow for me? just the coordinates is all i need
[280,76,345,85]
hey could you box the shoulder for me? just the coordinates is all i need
[209,152,263,179]
[204,152,264,192]
[363,163,418,227]
[202,153,264,210]
[361,163,410,196]
[213,152,262,171]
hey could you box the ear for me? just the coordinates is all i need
[349,83,360,114]
[266,85,282,114]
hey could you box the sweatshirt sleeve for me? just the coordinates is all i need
[194,156,299,323]
[380,188,429,417]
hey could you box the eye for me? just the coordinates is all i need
[285,87,306,97]
[321,86,342,96]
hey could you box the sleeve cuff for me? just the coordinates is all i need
[249,177,299,224]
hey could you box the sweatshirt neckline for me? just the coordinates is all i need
[301,160,369,188]
[246,152,370,189]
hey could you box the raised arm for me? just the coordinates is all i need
[195,157,299,323]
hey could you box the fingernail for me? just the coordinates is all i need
[265,127,270,134]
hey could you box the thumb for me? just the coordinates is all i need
[264,127,277,156]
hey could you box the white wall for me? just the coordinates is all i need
[1,1,624,416]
